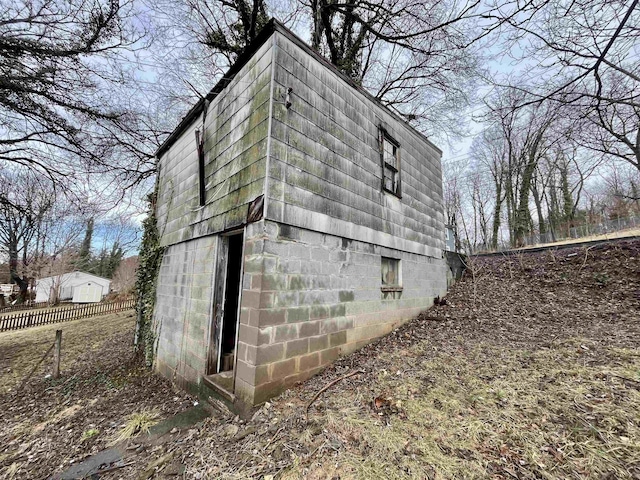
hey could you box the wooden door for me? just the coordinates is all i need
[207,237,228,375]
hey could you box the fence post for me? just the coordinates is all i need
[53,330,62,379]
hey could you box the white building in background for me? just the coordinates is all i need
[35,271,111,303]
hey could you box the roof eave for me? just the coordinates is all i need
[155,18,442,158]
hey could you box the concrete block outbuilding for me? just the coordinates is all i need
[152,19,448,408]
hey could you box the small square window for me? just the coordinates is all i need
[381,257,401,287]
[380,129,401,197]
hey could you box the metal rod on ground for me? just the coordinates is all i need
[53,330,62,379]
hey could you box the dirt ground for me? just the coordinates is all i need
[104,239,639,480]
[2,239,639,479]
[0,313,195,479]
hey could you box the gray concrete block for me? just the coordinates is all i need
[300,261,322,275]
[310,304,330,320]
[274,290,299,308]
[288,274,311,291]
[256,343,285,364]
[262,274,288,291]
[286,306,310,322]
[264,241,289,257]
[299,352,320,371]
[270,358,296,379]
[320,317,340,334]
[339,290,355,302]
[259,308,287,326]
[279,259,301,274]
[310,248,330,262]
[330,330,347,347]
[320,346,341,365]
[299,319,321,337]
[274,323,298,343]
[285,338,309,358]
[309,334,329,352]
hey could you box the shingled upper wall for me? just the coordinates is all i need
[156,39,273,247]
[265,32,444,257]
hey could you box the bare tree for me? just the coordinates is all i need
[471,126,509,249]
[0,0,156,193]
[147,0,487,139]
[484,0,639,176]
[577,74,640,176]
[111,255,139,294]
[0,169,55,300]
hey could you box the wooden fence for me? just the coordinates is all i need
[0,298,136,332]
[0,300,72,314]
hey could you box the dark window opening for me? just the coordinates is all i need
[381,257,401,287]
[380,129,401,197]
[381,256,402,298]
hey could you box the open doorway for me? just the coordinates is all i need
[219,233,243,372]
[205,231,244,397]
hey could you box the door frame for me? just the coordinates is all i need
[206,227,246,382]
[230,228,246,392]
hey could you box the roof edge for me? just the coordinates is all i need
[36,271,112,283]
[156,19,278,157]
[156,18,442,158]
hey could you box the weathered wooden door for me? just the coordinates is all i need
[207,237,228,375]
[207,231,244,376]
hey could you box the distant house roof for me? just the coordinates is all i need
[37,271,111,283]
[156,18,441,158]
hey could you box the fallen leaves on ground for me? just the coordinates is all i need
[114,239,637,480]
[0,313,194,479]
[4,239,640,479]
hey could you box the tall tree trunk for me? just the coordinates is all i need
[491,179,502,250]
[531,182,546,240]
[560,165,574,237]
[514,158,536,246]
[549,177,558,238]
[514,130,546,246]
[8,234,28,303]
[505,173,516,246]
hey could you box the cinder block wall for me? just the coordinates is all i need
[234,219,447,405]
[154,235,218,392]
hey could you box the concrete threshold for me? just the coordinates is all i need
[202,372,235,402]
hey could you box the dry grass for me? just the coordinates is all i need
[0,311,135,393]
[0,310,195,479]
[88,240,639,480]
[109,408,160,444]
[281,340,640,479]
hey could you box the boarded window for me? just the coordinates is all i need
[381,257,401,286]
[381,130,401,196]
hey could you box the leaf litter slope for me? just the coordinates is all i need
[8,239,638,479]
[121,239,637,480]
[0,314,195,480]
